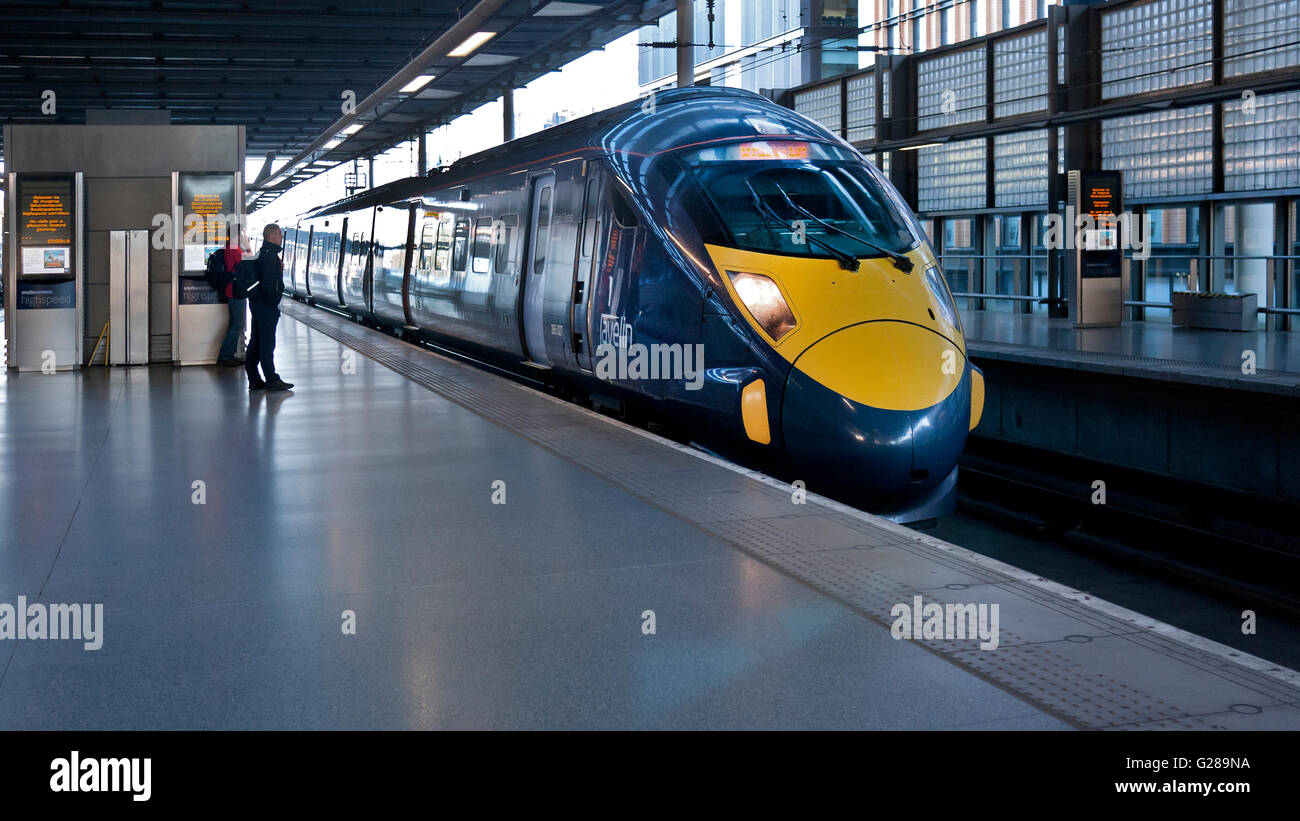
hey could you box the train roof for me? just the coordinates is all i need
[295,86,838,221]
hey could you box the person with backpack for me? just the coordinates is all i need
[241,223,293,391]
[212,229,248,366]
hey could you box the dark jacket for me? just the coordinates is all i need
[250,241,284,311]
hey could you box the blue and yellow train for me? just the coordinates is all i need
[280,87,984,522]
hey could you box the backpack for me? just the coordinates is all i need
[232,259,260,301]
[205,249,232,295]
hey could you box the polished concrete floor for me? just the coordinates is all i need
[0,315,1070,730]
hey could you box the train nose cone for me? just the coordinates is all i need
[781,321,970,504]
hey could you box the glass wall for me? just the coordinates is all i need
[1141,206,1199,322]
[941,217,976,302]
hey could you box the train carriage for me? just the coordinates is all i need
[285,87,983,522]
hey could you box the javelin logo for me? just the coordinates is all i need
[593,314,706,390]
[50,752,151,802]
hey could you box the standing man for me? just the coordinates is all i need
[245,223,294,391]
[215,228,248,366]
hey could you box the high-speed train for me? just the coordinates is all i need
[278,87,984,522]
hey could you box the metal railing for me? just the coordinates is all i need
[934,252,1300,325]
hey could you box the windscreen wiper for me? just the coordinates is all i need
[745,182,859,272]
[773,184,914,273]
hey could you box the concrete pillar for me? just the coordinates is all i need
[676,0,694,88]
[417,131,427,175]
[503,87,515,141]
[1236,202,1272,302]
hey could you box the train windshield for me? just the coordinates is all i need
[675,140,918,260]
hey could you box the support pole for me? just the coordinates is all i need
[676,0,693,88]
[503,87,515,141]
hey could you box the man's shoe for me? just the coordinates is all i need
[216,358,236,367]
[265,379,294,392]
[248,380,267,391]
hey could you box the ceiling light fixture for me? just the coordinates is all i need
[400,74,436,93]
[449,31,494,57]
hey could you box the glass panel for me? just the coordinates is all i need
[994,30,1048,118]
[1102,106,1213,199]
[534,187,552,274]
[494,215,518,274]
[994,130,1048,208]
[1101,0,1212,99]
[1143,206,1199,322]
[941,217,976,297]
[471,217,492,274]
[845,72,875,142]
[451,217,470,272]
[679,150,918,258]
[1224,0,1300,78]
[917,47,986,130]
[918,138,986,212]
[793,83,841,134]
[1223,90,1300,192]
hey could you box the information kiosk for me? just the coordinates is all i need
[173,171,240,364]
[1068,170,1126,328]
[5,172,84,371]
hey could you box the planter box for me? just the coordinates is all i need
[1171,291,1258,331]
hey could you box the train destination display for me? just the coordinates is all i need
[18,176,74,276]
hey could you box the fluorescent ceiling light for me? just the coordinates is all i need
[341,123,363,135]
[897,142,943,152]
[400,74,436,93]
[449,31,495,57]
[324,137,344,149]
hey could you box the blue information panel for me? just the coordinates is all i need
[16,279,76,310]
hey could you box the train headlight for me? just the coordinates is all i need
[728,271,797,342]
[923,264,962,333]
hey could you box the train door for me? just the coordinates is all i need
[590,184,640,358]
[336,216,348,306]
[521,172,555,366]
[301,226,313,296]
[572,168,602,372]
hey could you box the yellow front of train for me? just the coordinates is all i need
[680,139,984,520]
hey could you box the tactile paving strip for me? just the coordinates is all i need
[283,302,1300,729]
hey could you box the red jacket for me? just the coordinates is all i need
[222,246,243,299]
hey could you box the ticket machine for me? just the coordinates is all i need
[5,172,84,371]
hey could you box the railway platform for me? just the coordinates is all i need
[959,309,1300,507]
[1,301,1298,730]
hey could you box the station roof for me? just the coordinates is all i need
[0,0,672,206]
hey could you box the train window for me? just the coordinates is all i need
[471,218,492,274]
[451,217,470,272]
[419,222,436,271]
[534,186,552,274]
[581,178,599,256]
[434,217,452,272]
[611,186,639,229]
[494,215,518,274]
[677,142,918,259]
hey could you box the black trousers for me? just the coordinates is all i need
[245,306,280,384]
